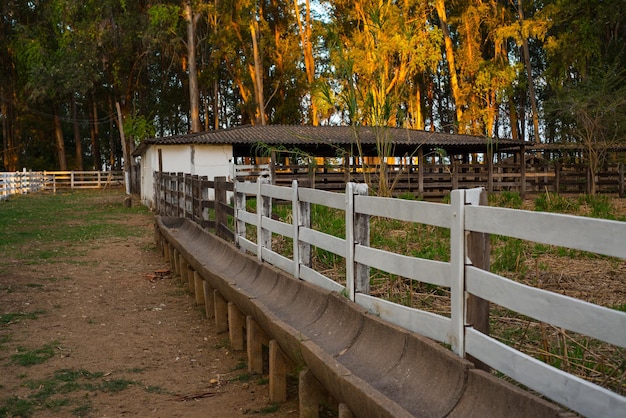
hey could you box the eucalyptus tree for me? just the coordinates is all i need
[541,0,626,191]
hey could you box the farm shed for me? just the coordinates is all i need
[133,124,526,206]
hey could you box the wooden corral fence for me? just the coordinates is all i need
[153,171,625,418]
[271,161,626,198]
[0,171,46,200]
[153,172,234,242]
[0,170,124,200]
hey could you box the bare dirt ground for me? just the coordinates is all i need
[0,192,299,417]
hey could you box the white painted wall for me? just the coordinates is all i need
[138,143,233,208]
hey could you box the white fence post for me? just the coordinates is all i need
[449,189,466,356]
[257,176,271,262]
[234,182,246,248]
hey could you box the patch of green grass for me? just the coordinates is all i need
[144,385,169,394]
[578,194,614,218]
[231,373,252,382]
[232,358,247,370]
[71,403,93,417]
[99,378,136,393]
[0,310,46,325]
[490,191,523,209]
[491,237,528,275]
[24,283,44,289]
[11,341,58,366]
[212,338,230,349]
[2,368,143,417]
[0,190,150,260]
[534,192,579,213]
[259,403,280,414]
[0,396,35,417]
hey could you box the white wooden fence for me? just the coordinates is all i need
[0,171,46,200]
[233,179,626,418]
[0,171,124,200]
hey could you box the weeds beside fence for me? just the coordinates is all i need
[154,171,626,418]
[0,171,124,200]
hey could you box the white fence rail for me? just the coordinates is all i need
[233,179,626,418]
[0,171,124,200]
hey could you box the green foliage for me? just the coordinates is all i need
[124,114,157,145]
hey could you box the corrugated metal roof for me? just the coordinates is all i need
[134,124,526,156]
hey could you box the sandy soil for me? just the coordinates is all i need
[0,195,299,417]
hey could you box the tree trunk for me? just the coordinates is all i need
[89,96,101,170]
[115,101,131,194]
[1,86,18,171]
[250,21,266,125]
[435,0,463,132]
[294,0,318,125]
[53,104,68,170]
[518,0,540,143]
[71,96,83,171]
[184,3,202,133]
[107,96,116,170]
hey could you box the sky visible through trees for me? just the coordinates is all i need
[0,0,625,171]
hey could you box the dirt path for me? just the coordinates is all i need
[0,193,298,417]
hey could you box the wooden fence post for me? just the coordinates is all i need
[417,147,424,199]
[346,182,370,300]
[465,188,491,372]
[520,146,527,199]
[619,162,624,198]
[215,176,228,240]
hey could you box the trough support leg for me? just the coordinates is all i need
[214,290,228,333]
[162,238,169,262]
[269,340,288,403]
[179,255,187,286]
[172,248,179,275]
[299,368,327,418]
[203,281,214,319]
[247,316,268,374]
[338,404,354,418]
[228,302,245,351]
[193,271,204,306]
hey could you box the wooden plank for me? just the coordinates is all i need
[466,266,626,348]
[354,195,450,228]
[465,329,626,418]
[354,245,450,287]
[355,293,451,344]
[465,205,626,259]
[299,227,346,258]
[238,237,257,254]
[261,183,293,201]
[235,181,257,195]
[298,187,345,209]
[260,248,294,273]
[261,216,293,238]
[237,210,257,226]
[299,265,345,292]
